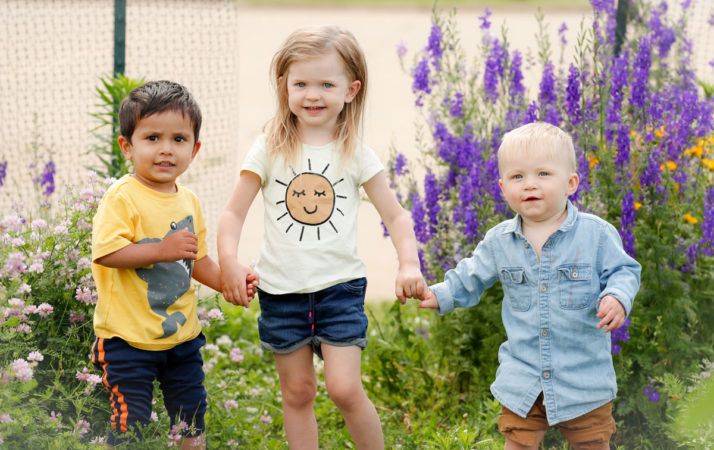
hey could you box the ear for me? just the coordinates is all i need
[344,80,362,103]
[498,178,504,193]
[567,172,580,195]
[191,140,202,159]
[118,135,133,161]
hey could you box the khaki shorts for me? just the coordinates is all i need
[498,394,616,449]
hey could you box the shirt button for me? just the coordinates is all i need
[541,328,549,337]
[572,272,578,278]
[543,370,551,379]
[540,283,547,293]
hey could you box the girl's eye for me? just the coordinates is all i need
[314,190,326,197]
[323,83,334,88]
[296,82,305,88]
[292,190,306,197]
[539,171,549,176]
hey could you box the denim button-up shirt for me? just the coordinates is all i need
[431,202,641,425]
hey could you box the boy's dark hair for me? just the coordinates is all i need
[119,80,202,143]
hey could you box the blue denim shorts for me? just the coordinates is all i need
[257,278,368,358]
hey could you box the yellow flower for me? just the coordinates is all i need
[702,159,714,171]
[634,202,642,210]
[684,145,703,158]
[588,154,600,169]
[683,213,698,225]
[654,126,667,139]
[660,160,677,172]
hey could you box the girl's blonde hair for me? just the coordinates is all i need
[265,26,368,164]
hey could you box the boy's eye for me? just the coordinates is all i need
[292,189,306,197]
[512,174,523,180]
[175,136,186,143]
[314,190,326,197]
[323,82,334,89]
[539,171,549,176]
[148,135,159,142]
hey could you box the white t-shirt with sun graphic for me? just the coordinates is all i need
[241,135,383,294]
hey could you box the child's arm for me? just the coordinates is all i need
[363,171,426,303]
[217,171,261,307]
[596,222,642,331]
[95,228,198,268]
[192,256,222,292]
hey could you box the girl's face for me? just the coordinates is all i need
[285,50,361,142]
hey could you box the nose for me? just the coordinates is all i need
[305,86,320,101]
[158,142,175,155]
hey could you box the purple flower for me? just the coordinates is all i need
[412,57,431,107]
[610,317,631,355]
[614,125,630,172]
[479,8,492,31]
[644,385,660,402]
[40,161,56,197]
[395,40,407,59]
[483,38,506,102]
[565,64,581,126]
[630,38,652,112]
[619,192,636,257]
[0,160,7,187]
[590,0,614,14]
[509,50,525,99]
[424,171,441,235]
[393,153,408,176]
[700,187,714,257]
[524,101,539,124]
[606,53,629,142]
[558,22,568,46]
[410,191,429,244]
[640,152,661,189]
[681,243,699,273]
[450,92,465,118]
[539,62,561,125]
[428,23,443,65]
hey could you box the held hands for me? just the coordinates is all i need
[220,260,259,307]
[395,265,428,304]
[417,288,438,309]
[159,228,198,262]
[596,295,626,332]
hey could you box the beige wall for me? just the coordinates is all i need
[2,1,712,301]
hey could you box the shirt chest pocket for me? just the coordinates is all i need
[499,267,532,312]
[557,263,595,309]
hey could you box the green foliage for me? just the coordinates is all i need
[88,74,144,179]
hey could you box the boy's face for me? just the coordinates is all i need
[498,146,579,225]
[118,110,200,194]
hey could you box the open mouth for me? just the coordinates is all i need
[524,196,541,202]
[155,162,175,167]
[304,106,326,111]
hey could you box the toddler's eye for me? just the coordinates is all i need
[148,135,159,142]
[314,190,326,197]
[295,82,306,88]
[512,174,523,180]
[174,136,186,143]
[539,171,550,176]
[292,190,306,197]
[323,83,334,88]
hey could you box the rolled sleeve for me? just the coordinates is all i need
[432,282,455,315]
[598,223,641,316]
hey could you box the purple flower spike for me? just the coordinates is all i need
[0,160,7,187]
[644,385,660,402]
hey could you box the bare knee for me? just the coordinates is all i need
[326,378,364,411]
[281,376,317,409]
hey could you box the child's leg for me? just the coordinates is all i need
[274,345,319,449]
[159,334,208,450]
[322,344,384,450]
[504,435,545,450]
[497,394,549,450]
[556,401,615,450]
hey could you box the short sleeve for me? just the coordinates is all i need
[191,193,208,260]
[357,145,384,185]
[91,190,135,261]
[241,135,268,185]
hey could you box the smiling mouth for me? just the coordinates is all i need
[303,205,318,214]
[155,162,175,167]
[304,106,325,111]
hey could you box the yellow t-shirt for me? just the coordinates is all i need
[91,175,207,350]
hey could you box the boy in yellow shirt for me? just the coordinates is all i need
[90,80,256,448]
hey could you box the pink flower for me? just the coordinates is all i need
[150,411,159,422]
[11,359,33,382]
[16,324,32,334]
[260,414,272,424]
[36,303,54,317]
[30,219,48,230]
[224,399,238,410]
[230,348,244,363]
[17,283,31,294]
[3,252,26,277]
[75,419,90,437]
[75,286,97,305]
[0,414,12,423]
[207,308,224,320]
[76,367,91,382]
[27,351,44,362]
[69,310,86,323]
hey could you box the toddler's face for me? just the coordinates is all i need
[285,50,361,139]
[118,111,200,193]
[498,146,578,225]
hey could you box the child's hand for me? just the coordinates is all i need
[418,288,439,309]
[220,260,253,307]
[395,265,427,304]
[246,272,260,301]
[159,228,198,262]
[596,295,626,332]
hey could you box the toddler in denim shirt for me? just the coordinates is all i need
[419,122,641,449]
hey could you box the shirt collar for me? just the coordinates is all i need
[502,200,578,236]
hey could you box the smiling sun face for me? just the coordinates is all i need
[275,160,346,241]
[286,173,334,225]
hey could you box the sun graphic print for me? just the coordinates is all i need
[274,158,346,241]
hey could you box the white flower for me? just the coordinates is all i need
[27,351,44,362]
[36,303,54,317]
[224,399,239,411]
[207,308,224,320]
[215,335,232,347]
[150,411,159,422]
[17,283,31,294]
[30,219,48,230]
[230,348,244,363]
[75,419,90,437]
[11,359,33,382]
[11,237,24,247]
